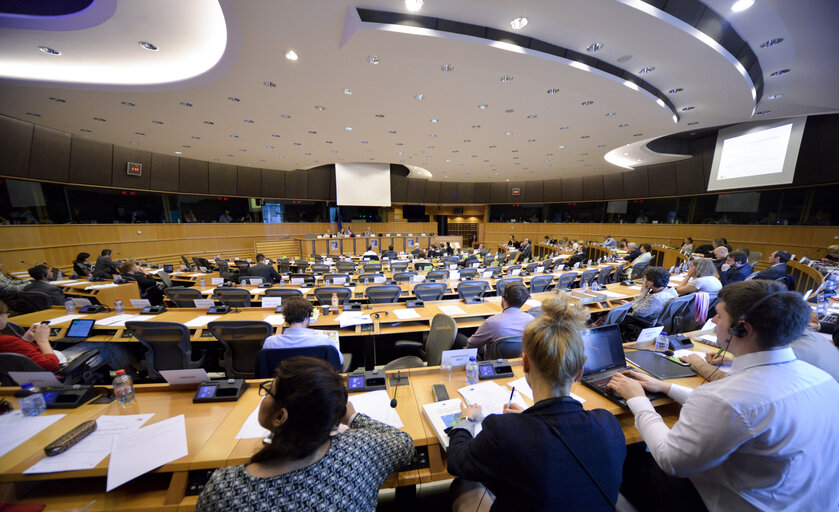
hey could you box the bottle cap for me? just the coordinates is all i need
[116,369,125,376]
[21,382,33,389]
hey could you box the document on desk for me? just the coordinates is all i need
[439,305,467,316]
[392,308,422,320]
[0,411,66,458]
[95,314,139,326]
[525,299,542,308]
[44,314,88,325]
[506,377,585,404]
[599,290,631,299]
[25,414,154,474]
[348,390,404,428]
[336,312,372,328]
[236,397,270,439]
[100,314,152,328]
[184,315,220,328]
[422,399,464,451]
[458,381,527,417]
[106,414,188,492]
[263,314,286,326]
[85,283,119,290]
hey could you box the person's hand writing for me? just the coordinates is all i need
[705,353,724,365]
[680,353,706,366]
[460,402,484,422]
[503,402,525,414]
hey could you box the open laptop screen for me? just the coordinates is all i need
[66,318,95,338]
[581,324,626,375]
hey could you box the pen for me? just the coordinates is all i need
[715,348,724,356]
[79,500,96,512]
[507,386,515,408]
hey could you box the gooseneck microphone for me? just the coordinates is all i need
[390,370,401,408]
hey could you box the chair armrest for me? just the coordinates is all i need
[58,349,100,380]
[394,340,424,350]
[341,353,353,373]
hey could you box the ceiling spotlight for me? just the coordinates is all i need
[639,66,655,74]
[174,151,182,155]
[308,130,317,134]
[26,112,41,117]
[618,123,629,127]
[244,119,254,123]
[767,93,784,100]
[558,145,565,149]
[528,139,536,143]
[581,135,589,139]
[405,0,423,11]
[280,114,291,119]
[93,117,106,122]
[681,106,695,111]
[633,133,643,137]
[263,81,276,88]
[415,93,424,100]
[228,97,240,102]
[586,42,603,53]
[760,38,784,48]
[344,88,353,95]
[505,131,513,135]
[121,101,135,107]
[285,50,298,61]
[668,88,684,94]
[509,17,528,30]
[314,105,326,111]
[231,135,239,139]
[138,41,158,51]
[368,55,381,64]
[605,112,615,117]
[582,100,594,106]
[756,111,770,115]
[430,118,438,123]
[152,120,164,124]
[375,114,385,118]
[388,130,397,134]
[49,97,66,103]
[180,102,193,107]
[344,126,353,131]
[527,114,537,119]
[559,126,569,130]
[38,46,60,55]
[687,122,699,125]
[547,88,560,94]
[479,104,488,110]
[770,69,790,76]
[500,75,514,82]
[135,132,146,135]
[79,128,91,132]
[730,0,754,12]
[204,121,214,125]
[441,64,454,72]
[505,109,515,113]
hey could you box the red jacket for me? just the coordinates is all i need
[0,334,60,371]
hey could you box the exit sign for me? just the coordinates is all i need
[127,162,142,176]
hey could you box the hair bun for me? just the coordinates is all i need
[539,293,590,326]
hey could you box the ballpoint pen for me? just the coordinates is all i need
[507,386,515,408]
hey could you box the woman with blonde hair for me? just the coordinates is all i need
[675,258,723,296]
[447,295,626,512]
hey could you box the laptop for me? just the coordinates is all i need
[55,318,95,344]
[579,324,666,407]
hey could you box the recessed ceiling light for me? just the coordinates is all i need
[93,117,106,122]
[130,142,138,145]
[505,179,510,182]
[344,126,352,131]
[293,142,301,146]
[79,128,91,132]
[687,122,699,125]
[582,100,594,106]
[263,81,276,88]
[388,130,397,134]
[605,112,616,117]
[26,112,41,117]
[767,93,784,100]
[668,88,684,94]
[559,126,569,130]
[528,139,536,143]
[267,145,274,149]
[396,142,403,146]
[244,119,254,124]
[581,135,589,139]
[285,50,298,61]
[633,133,643,137]
[48,97,66,103]
[597,144,606,148]
[343,88,353,95]
[231,135,239,139]
[415,93,424,100]
[314,105,325,111]
[203,121,214,125]
[505,131,513,135]
[272,134,280,138]
[430,118,438,123]
[179,102,193,108]
[500,75,514,82]
[182,145,191,148]
[730,0,754,12]
[619,123,629,127]
[756,111,770,115]
[429,134,437,138]
[304,153,312,156]
[120,101,135,107]
[440,64,454,72]
[473,125,480,129]
[770,69,790,76]
[308,130,317,134]
[239,149,247,152]
[135,132,146,136]
[639,66,655,74]
[527,114,537,119]
[547,88,560,94]
[558,145,565,149]
[228,97,240,102]
[405,0,423,11]
[152,120,164,124]
[38,46,60,55]
[280,114,291,119]
[586,42,603,53]
[509,17,528,30]
[138,41,158,51]
[760,38,784,48]
[368,55,381,64]
[682,106,695,111]
[174,151,182,155]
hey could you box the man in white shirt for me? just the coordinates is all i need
[263,296,343,364]
[608,280,839,512]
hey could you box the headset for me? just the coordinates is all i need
[727,289,792,338]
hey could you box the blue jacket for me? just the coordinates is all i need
[722,263,752,284]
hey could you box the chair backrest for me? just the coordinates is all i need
[363,263,382,272]
[213,288,251,307]
[597,266,614,285]
[427,270,449,281]
[164,287,204,307]
[256,347,341,376]
[485,266,502,278]
[126,321,201,379]
[234,260,250,272]
[313,287,352,305]
[394,272,417,282]
[524,262,540,273]
[293,260,309,271]
[0,352,45,386]
[365,285,401,303]
[263,288,303,298]
[207,321,272,379]
[629,262,649,280]
[748,251,763,267]
[610,263,626,283]
[494,335,523,359]
[323,273,351,286]
[276,260,291,273]
[426,314,458,366]
[579,269,598,286]
[603,302,632,325]
[0,321,25,337]
[530,275,554,293]
[359,273,385,282]
[496,277,524,295]
[459,268,478,279]
[311,264,330,274]
[556,272,578,291]
[240,275,266,285]
[158,270,174,289]
[289,273,315,286]
[18,291,52,312]
[390,262,409,272]
[457,280,489,299]
[336,261,356,273]
[414,263,433,272]
[505,265,522,276]
[181,255,191,268]
[776,274,795,291]
[413,282,448,301]
[654,293,695,332]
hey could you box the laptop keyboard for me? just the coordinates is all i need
[585,372,625,401]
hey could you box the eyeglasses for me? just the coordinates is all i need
[258,380,276,399]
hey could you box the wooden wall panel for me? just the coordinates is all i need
[69,137,112,186]
[0,116,33,178]
[285,171,307,199]
[391,174,408,203]
[261,169,286,198]
[439,182,458,203]
[180,158,209,194]
[237,166,262,197]
[582,175,604,201]
[622,168,649,198]
[524,181,543,203]
[675,155,705,195]
[208,162,237,196]
[457,182,476,203]
[543,179,562,202]
[561,177,582,201]
[29,125,71,182]
[647,163,676,197]
[150,153,179,192]
[406,179,426,203]
[490,182,507,203]
[603,173,623,199]
[474,183,491,204]
[111,146,152,190]
[307,166,332,200]
[423,180,441,203]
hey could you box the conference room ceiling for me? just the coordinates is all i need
[0,0,837,183]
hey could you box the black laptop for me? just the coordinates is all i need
[579,324,666,407]
[55,318,96,344]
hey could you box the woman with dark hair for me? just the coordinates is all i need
[196,357,414,511]
[73,252,92,277]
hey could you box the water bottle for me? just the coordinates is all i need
[465,356,479,385]
[114,298,124,314]
[582,279,589,293]
[65,298,76,314]
[279,277,285,288]
[331,292,339,313]
[363,276,369,287]
[200,277,206,288]
[817,291,828,317]
[654,334,669,352]
[113,369,135,404]
[15,383,46,416]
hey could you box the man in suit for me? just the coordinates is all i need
[246,253,283,283]
[721,250,752,284]
[382,245,398,260]
[623,242,641,262]
[603,235,618,249]
[23,265,65,305]
[93,249,119,278]
[518,239,532,261]
[753,250,790,281]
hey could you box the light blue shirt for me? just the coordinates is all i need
[263,327,342,363]
[467,307,534,358]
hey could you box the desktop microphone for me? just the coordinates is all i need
[390,370,401,408]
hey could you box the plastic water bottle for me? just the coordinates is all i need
[200,277,206,288]
[114,298,124,314]
[65,298,77,314]
[15,383,46,416]
[363,276,369,287]
[582,280,589,293]
[654,334,669,352]
[331,292,339,313]
[465,356,479,385]
[113,369,135,404]
[817,291,828,317]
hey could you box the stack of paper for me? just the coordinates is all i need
[439,305,466,316]
[392,308,422,320]
[348,390,404,428]
[45,314,88,325]
[422,399,464,450]
[458,381,527,417]
[0,412,66,458]
[106,415,188,491]
[336,312,372,328]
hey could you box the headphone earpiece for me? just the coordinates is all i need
[728,289,788,339]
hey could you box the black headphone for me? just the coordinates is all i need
[727,290,792,338]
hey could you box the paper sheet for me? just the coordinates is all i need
[506,377,585,404]
[261,297,283,309]
[392,308,422,320]
[98,314,152,328]
[95,314,139,326]
[85,283,119,290]
[439,305,466,316]
[24,414,154,474]
[184,315,220,327]
[235,398,270,439]
[262,314,286,325]
[45,314,88,325]
[336,312,372,328]
[524,299,542,308]
[8,371,61,388]
[348,390,404,428]
[598,290,631,299]
[106,414,189,491]
[129,299,151,309]
[51,280,83,285]
[0,411,66,458]
[458,381,527,416]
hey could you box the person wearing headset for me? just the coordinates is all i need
[608,280,839,511]
[447,295,626,512]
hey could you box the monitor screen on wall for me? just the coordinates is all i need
[707,117,806,192]
[335,162,391,207]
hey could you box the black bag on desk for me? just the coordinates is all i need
[619,313,654,342]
